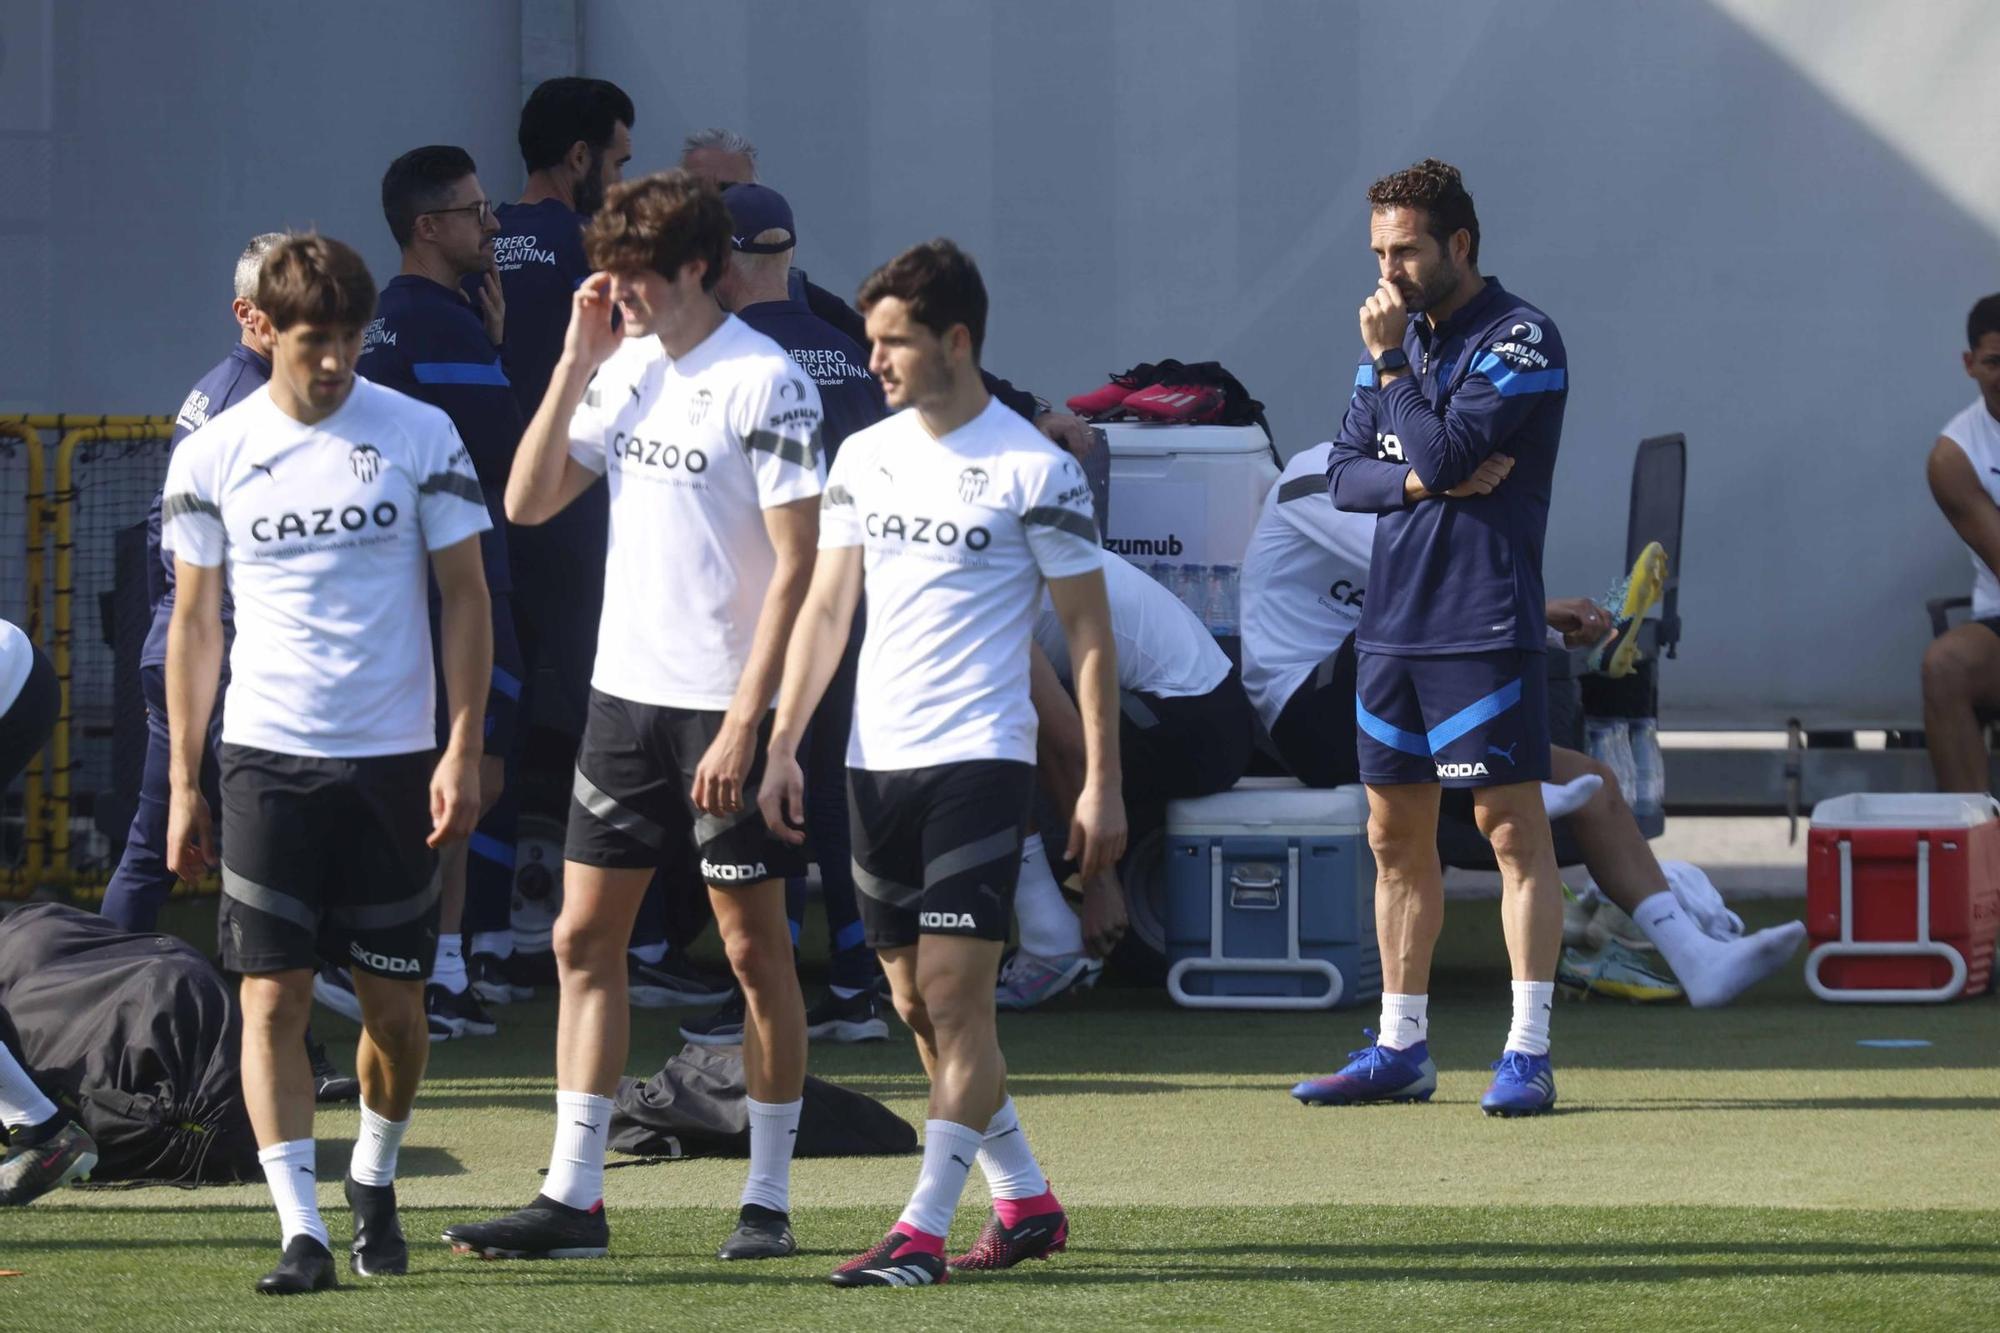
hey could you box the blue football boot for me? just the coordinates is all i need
[1291,1031,1438,1106]
[1479,1050,1558,1117]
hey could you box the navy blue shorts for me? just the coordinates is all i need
[1354,649,1550,788]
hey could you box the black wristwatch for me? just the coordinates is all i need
[1373,347,1410,376]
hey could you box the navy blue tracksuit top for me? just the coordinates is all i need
[142,342,270,667]
[358,274,520,592]
[1324,277,1568,657]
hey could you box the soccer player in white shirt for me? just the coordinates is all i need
[443,172,825,1264]
[162,235,493,1294]
[760,240,1123,1288]
[1001,553,1251,998]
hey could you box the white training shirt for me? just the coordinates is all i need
[1941,399,2000,619]
[0,619,34,715]
[160,380,492,758]
[822,398,1104,770]
[1032,549,1230,698]
[1239,442,1374,730]
[569,315,826,710]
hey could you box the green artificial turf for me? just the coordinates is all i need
[1,899,1995,1329]
[5,1204,1997,1331]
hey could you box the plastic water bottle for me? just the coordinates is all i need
[1628,718,1664,820]
[1203,564,1239,635]
[1148,560,1174,597]
[1585,718,1637,806]
[1173,563,1205,620]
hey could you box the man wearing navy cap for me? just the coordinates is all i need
[679,129,1099,462]
[672,184,890,1048]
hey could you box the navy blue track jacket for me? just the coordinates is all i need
[142,343,270,666]
[358,274,519,592]
[1325,277,1568,656]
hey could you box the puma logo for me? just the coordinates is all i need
[1487,743,1518,764]
[251,461,277,480]
[628,384,643,403]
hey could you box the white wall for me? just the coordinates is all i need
[0,0,522,413]
[583,0,2000,728]
[8,0,1996,729]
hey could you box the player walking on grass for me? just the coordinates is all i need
[1310,159,1570,1116]
[442,171,825,1264]
[163,235,493,1292]
[759,239,1123,1288]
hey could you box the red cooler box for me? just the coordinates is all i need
[1806,793,2000,1002]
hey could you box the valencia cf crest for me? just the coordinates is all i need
[689,388,714,425]
[958,466,989,503]
[349,444,382,483]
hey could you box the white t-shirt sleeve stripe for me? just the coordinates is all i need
[416,423,494,553]
[819,481,862,549]
[567,379,612,475]
[417,468,486,507]
[1023,504,1098,544]
[160,446,225,565]
[737,364,826,509]
[747,425,820,472]
[1018,454,1103,579]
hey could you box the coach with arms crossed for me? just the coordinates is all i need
[1309,160,1571,1118]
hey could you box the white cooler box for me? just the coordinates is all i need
[1101,423,1279,636]
[1164,778,1381,1010]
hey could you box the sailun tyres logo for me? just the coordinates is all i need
[1508,321,1543,346]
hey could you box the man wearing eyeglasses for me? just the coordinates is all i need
[347,145,525,1043]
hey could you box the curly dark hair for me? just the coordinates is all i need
[584,169,731,291]
[1366,158,1480,266]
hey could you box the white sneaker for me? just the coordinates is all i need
[994,949,1103,1011]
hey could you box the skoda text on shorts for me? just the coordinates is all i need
[162,233,493,1290]
[758,239,1119,1285]
[1322,160,1570,1116]
[443,170,826,1264]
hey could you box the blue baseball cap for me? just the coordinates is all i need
[722,183,796,254]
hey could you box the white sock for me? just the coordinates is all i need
[1505,980,1555,1056]
[544,1090,612,1210]
[469,930,514,960]
[1013,835,1082,957]
[897,1118,984,1238]
[1633,891,1807,1009]
[258,1138,330,1248]
[0,1043,59,1130]
[629,940,667,966]
[976,1097,1048,1200]
[432,935,468,995]
[348,1103,410,1187]
[740,1096,802,1213]
[1376,992,1429,1050]
[829,984,864,999]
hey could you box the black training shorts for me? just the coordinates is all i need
[217,744,439,979]
[847,759,1036,950]
[564,687,808,888]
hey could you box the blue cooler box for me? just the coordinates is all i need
[1165,779,1380,1010]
